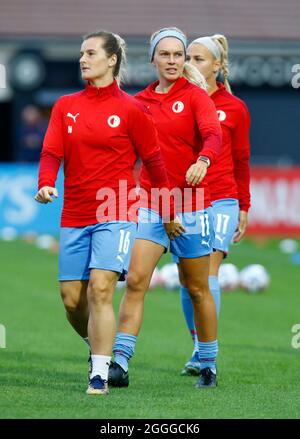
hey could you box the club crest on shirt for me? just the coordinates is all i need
[172,101,184,113]
[107,115,121,128]
[217,110,226,122]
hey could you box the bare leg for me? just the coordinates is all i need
[179,256,217,342]
[108,239,164,385]
[86,269,119,394]
[178,249,224,332]
[60,280,89,337]
[118,239,165,336]
[209,250,224,276]
[87,269,119,355]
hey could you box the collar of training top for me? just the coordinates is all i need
[210,81,226,99]
[148,76,188,100]
[85,79,119,98]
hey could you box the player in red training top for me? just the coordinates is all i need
[35,30,182,396]
[179,34,251,376]
[109,27,222,389]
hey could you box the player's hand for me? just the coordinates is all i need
[35,186,58,204]
[233,210,248,243]
[164,217,186,241]
[186,160,208,186]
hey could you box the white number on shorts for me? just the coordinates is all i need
[118,230,131,254]
[216,214,230,235]
[200,213,210,237]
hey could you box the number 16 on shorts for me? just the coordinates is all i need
[118,229,131,255]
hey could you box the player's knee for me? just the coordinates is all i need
[60,286,81,314]
[186,282,209,303]
[127,270,148,295]
[87,279,113,306]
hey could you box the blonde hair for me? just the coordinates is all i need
[83,30,127,85]
[210,34,232,93]
[150,27,207,90]
[182,62,207,90]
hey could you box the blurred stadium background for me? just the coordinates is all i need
[1,0,300,419]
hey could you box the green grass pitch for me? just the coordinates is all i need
[1,238,300,419]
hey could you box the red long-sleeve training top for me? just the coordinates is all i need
[135,77,222,211]
[208,83,251,211]
[38,80,173,226]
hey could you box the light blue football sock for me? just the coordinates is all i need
[113,332,137,372]
[209,275,221,317]
[180,286,198,350]
[198,340,218,374]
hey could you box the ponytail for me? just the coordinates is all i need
[182,62,207,90]
[113,33,127,85]
[211,34,232,94]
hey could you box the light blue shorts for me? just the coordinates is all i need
[136,208,170,250]
[136,207,214,258]
[59,221,137,281]
[211,198,239,254]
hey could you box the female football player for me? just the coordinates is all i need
[35,30,181,395]
[179,34,251,375]
[109,27,222,389]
